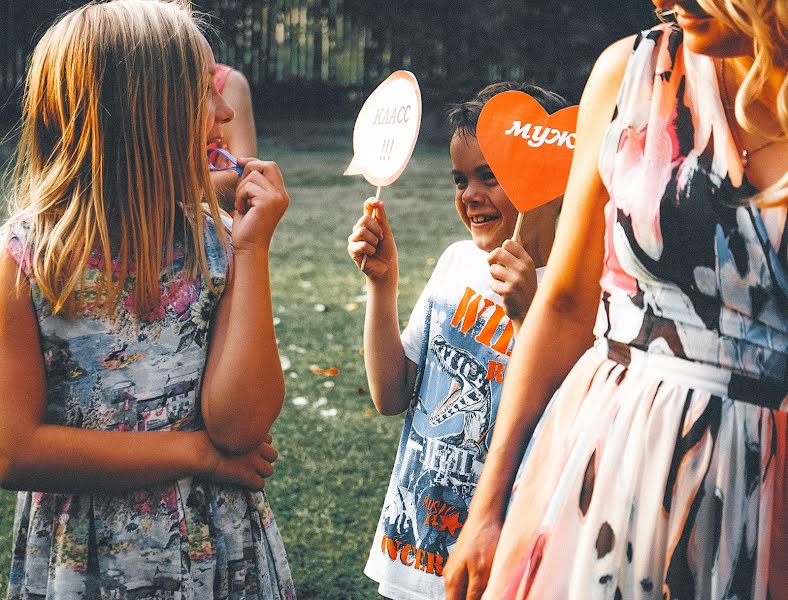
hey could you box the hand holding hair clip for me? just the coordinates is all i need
[207,147,244,176]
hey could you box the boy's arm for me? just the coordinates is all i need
[363,275,418,415]
[348,198,416,415]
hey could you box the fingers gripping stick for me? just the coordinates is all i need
[359,185,382,271]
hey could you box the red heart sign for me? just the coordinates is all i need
[477,91,579,212]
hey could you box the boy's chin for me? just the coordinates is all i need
[471,233,509,253]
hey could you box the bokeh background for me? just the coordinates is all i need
[2,0,658,123]
[1,1,658,598]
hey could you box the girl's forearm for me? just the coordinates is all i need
[2,426,213,493]
[201,250,284,454]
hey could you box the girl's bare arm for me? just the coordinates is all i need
[0,253,275,493]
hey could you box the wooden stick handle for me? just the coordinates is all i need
[511,211,524,242]
[359,185,383,271]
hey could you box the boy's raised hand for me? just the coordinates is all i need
[232,158,290,254]
[347,198,398,281]
[488,239,538,327]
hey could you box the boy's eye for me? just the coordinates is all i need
[480,170,497,183]
[453,176,467,188]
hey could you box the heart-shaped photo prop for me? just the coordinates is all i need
[344,70,422,187]
[477,91,579,212]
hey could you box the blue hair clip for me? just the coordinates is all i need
[207,147,244,176]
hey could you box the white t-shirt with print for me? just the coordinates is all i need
[364,240,545,600]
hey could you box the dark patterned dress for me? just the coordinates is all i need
[5,217,296,600]
[487,24,787,600]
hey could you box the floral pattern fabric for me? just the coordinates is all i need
[5,217,296,600]
[485,25,787,600]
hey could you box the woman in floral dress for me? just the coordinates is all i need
[445,0,787,599]
[0,2,295,598]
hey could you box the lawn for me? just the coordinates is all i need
[0,119,468,598]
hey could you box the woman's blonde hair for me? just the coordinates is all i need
[5,0,227,316]
[698,0,787,205]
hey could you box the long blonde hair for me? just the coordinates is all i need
[5,0,227,316]
[698,0,787,206]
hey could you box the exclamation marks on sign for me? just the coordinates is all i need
[380,138,395,161]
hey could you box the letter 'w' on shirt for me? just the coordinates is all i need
[450,287,514,354]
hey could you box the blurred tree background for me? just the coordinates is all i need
[2,0,657,124]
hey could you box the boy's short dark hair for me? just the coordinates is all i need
[446,82,570,138]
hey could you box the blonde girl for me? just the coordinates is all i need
[445,0,787,598]
[0,1,295,598]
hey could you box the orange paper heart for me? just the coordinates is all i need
[477,91,579,212]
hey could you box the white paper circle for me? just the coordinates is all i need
[344,70,422,187]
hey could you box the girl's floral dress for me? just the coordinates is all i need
[485,24,787,600]
[5,216,296,600]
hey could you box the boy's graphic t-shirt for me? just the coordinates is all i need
[364,240,545,600]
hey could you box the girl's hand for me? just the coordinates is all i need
[232,158,290,254]
[202,432,278,490]
[347,198,398,282]
[488,239,538,327]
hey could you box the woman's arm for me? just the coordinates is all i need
[0,253,275,493]
[348,198,417,415]
[200,159,289,454]
[444,35,635,600]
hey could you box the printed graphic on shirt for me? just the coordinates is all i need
[377,284,511,578]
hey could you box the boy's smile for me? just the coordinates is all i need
[450,133,519,252]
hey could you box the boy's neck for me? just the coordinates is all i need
[515,222,555,269]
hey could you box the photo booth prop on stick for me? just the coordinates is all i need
[477,91,579,240]
[344,70,422,269]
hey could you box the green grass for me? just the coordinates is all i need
[0,120,468,598]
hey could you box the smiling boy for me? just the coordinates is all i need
[347,82,568,600]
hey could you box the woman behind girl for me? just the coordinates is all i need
[0,1,295,598]
[448,0,787,598]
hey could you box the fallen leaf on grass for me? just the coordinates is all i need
[357,386,366,395]
[320,408,338,418]
[363,407,376,417]
[292,396,309,407]
[309,365,340,376]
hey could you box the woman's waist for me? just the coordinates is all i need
[594,293,787,383]
[593,337,787,409]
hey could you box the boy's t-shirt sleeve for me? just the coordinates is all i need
[400,271,434,364]
[399,246,454,364]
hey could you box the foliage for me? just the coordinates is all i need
[3,0,657,122]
